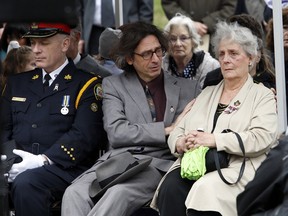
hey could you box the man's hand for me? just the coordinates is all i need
[193,21,208,36]
[8,149,44,182]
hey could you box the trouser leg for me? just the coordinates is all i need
[11,167,68,216]
[61,170,96,216]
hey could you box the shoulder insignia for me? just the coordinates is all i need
[32,74,39,80]
[94,83,103,100]
[64,74,72,80]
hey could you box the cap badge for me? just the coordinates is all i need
[31,23,38,29]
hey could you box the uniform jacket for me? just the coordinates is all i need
[162,50,220,92]
[101,71,200,172]
[151,75,278,215]
[0,60,106,182]
[161,0,237,33]
[80,0,153,55]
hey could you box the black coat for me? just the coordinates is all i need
[237,136,288,216]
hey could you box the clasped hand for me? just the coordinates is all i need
[8,149,44,182]
[176,130,216,154]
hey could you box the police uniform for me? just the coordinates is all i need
[0,23,106,216]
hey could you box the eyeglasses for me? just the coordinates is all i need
[169,35,192,44]
[133,47,165,60]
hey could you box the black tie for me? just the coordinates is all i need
[145,85,156,122]
[101,0,115,27]
[43,74,51,92]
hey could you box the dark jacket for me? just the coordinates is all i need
[161,0,237,33]
[237,136,288,216]
[0,60,106,182]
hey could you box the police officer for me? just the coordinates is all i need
[0,22,106,216]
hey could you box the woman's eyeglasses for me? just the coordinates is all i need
[169,35,192,44]
[133,47,166,60]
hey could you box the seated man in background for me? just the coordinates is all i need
[61,21,201,216]
[0,22,106,216]
[66,21,111,78]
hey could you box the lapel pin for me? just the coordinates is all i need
[234,100,241,106]
[53,84,59,91]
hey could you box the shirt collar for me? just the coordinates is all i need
[42,58,69,82]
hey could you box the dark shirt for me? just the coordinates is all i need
[138,71,166,122]
[169,50,205,79]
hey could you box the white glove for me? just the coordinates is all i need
[8,149,44,182]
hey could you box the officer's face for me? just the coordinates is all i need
[30,34,70,73]
[126,35,163,83]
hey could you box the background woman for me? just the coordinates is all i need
[162,13,219,91]
[151,21,278,216]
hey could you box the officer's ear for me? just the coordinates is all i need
[62,36,70,52]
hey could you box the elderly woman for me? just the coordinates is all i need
[163,13,219,90]
[203,14,275,90]
[151,21,278,216]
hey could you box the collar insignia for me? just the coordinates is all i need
[32,74,39,80]
[64,74,72,80]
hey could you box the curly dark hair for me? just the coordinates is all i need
[113,21,169,73]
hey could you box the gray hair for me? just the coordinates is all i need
[211,21,258,58]
[163,13,201,50]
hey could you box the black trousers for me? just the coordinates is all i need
[157,168,221,216]
[11,166,69,216]
[157,168,194,216]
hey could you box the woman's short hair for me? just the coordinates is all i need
[211,21,258,59]
[163,13,201,50]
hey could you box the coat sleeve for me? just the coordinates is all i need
[102,77,167,149]
[138,0,154,23]
[161,0,190,20]
[201,0,237,33]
